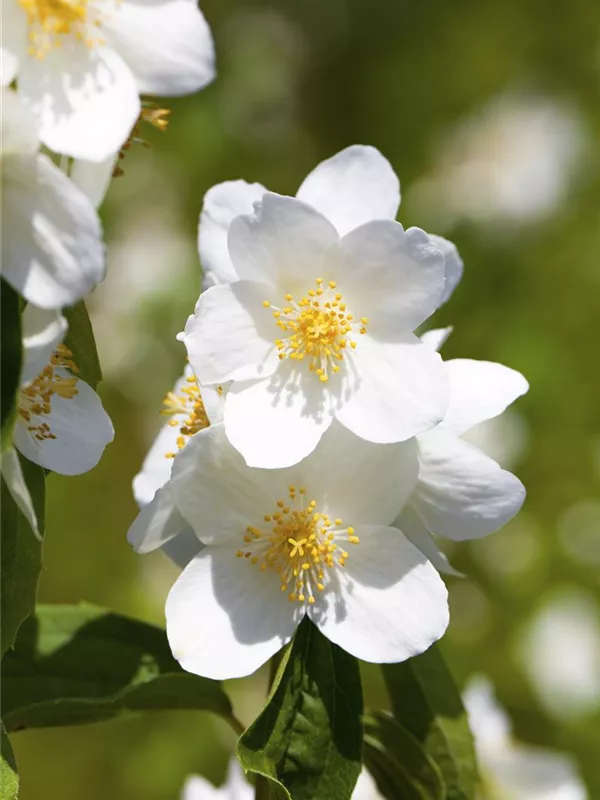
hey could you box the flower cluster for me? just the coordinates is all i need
[1,2,215,528]
[129,145,528,681]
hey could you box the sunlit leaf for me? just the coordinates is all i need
[1,723,19,800]
[238,619,363,800]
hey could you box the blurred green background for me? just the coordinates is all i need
[12,0,600,797]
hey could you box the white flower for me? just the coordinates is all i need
[395,329,528,575]
[1,88,105,309]
[161,420,448,680]
[13,304,114,475]
[464,677,587,799]
[128,365,224,567]
[183,148,453,469]
[182,761,383,800]
[2,0,215,161]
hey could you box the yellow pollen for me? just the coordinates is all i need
[160,373,210,458]
[237,487,358,606]
[19,0,104,59]
[263,278,367,382]
[18,344,78,442]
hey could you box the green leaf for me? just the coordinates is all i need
[363,712,445,800]
[382,646,478,800]
[1,723,19,800]
[1,280,22,452]
[0,458,45,657]
[2,603,235,732]
[63,301,102,390]
[238,619,363,800]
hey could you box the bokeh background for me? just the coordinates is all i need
[12,0,600,797]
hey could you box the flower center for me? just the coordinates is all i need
[263,278,368,382]
[237,486,360,605]
[18,0,102,59]
[18,344,78,442]
[161,375,221,459]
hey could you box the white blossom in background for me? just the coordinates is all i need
[464,677,587,799]
[182,760,383,800]
[128,365,225,567]
[410,93,585,228]
[394,328,528,575]
[150,421,448,680]
[183,146,458,469]
[13,304,114,474]
[0,88,105,309]
[2,0,216,161]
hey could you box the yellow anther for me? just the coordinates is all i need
[263,300,271,307]
[328,281,336,289]
[161,372,210,459]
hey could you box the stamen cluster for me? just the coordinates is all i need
[237,486,360,605]
[18,0,102,59]
[161,375,211,458]
[263,278,368,382]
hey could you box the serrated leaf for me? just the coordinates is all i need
[2,604,235,732]
[0,458,45,656]
[363,712,445,800]
[1,723,19,800]
[63,302,102,390]
[1,280,22,452]
[238,619,363,800]
[382,646,477,800]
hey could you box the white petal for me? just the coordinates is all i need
[103,0,215,96]
[328,223,446,332]
[299,420,418,527]
[411,431,526,541]
[352,769,384,800]
[182,760,253,800]
[169,424,290,545]
[201,382,226,425]
[228,193,338,287]
[14,374,114,475]
[427,234,463,304]
[439,359,529,436]
[1,153,105,309]
[1,87,38,155]
[420,326,453,352]
[296,145,400,236]
[0,447,40,539]
[394,505,462,577]
[70,154,117,208]
[128,485,189,553]
[223,365,334,468]
[161,527,203,570]
[198,180,267,286]
[133,422,180,506]
[21,305,67,385]
[483,747,586,800]
[182,282,279,385]
[310,525,448,663]
[336,333,448,444]
[19,43,140,161]
[166,546,301,680]
[463,676,511,751]
[0,3,27,88]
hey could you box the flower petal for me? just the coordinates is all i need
[335,333,448,444]
[310,525,448,663]
[1,153,105,309]
[0,447,40,539]
[19,43,140,161]
[102,0,215,96]
[169,424,290,545]
[161,527,203,570]
[299,420,418,526]
[296,145,400,236]
[411,431,526,540]
[21,305,67,385]
[439,358,529,436]
[394,505,462,577]
[198,180,267,287]
[427,234,463,304]
[483,748,586,800]
[0,3,27,88]
[420,326,453,352]
[14,374,114,475]
[127,485,189,553]
[328,222,446,332]
[228,193,338,287]
[182,282,279,385]
[70,154,117,209]
[166,546,301,679]
[1,87,38,155]
[223,365,334,468]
